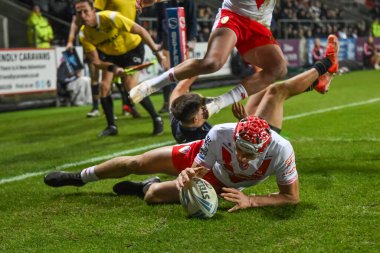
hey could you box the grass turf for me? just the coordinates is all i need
[0,70,379,252]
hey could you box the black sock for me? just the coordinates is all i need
[162,83,174,104]
[124,90,134,107]
[304,80,318,92]
[91,83,99,110]
[114,83,134,107]
[101,96,115,126]
[313,58,332,76]
[140,97,158,119]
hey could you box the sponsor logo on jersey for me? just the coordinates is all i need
[179,145,191,154]
[221,16,229,24]
[96,33,120,47]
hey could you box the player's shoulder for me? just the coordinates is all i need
[206,123,236,141]
[211,123,236,132]
[269,130,293,150]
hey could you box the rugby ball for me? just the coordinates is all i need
[179,177,218,218]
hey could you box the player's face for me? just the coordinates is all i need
[192,106,208,127]
[75,2,96,27]
[235,143,259,166]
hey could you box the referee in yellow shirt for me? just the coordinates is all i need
[75,0,166,136]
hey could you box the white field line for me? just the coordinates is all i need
[288,137,380,142]
[0,140,174,185]
[1,97,379,185]
[283,97,380,120]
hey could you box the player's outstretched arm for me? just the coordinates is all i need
[221,179,299,212]
[130,23,167,68]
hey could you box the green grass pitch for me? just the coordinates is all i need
[0,70,379,252]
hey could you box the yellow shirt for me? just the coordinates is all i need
[94,0,136,21]
[79,11,142,55]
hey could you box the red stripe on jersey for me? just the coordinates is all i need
[256,0,265,9]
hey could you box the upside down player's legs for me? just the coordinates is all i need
[241,44,288,97]
[254,68,320,130]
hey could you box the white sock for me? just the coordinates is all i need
[148,67,178,92]
[80,166,99,183]
[206,84,248,116]
[218,84,248,107]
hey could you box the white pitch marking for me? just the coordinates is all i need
[1,97,380,185]
[284,98,380,120]
[0,140,175,185]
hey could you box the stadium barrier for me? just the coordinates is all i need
[1,37,379,112]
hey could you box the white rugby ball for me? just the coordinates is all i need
[179,177,218,218]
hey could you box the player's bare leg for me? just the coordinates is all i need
[144,180,180,203]
[44,146,178,187]
[240,43,288,97]
[130,28,237,103]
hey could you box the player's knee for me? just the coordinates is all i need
[266,83,287,98]
[266,61,288,81]
[143,183,161,204]
[200,58,224,73]
[100,82,111,95]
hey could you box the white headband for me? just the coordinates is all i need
[235,134,264,154]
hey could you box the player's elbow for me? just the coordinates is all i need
[286,193,300,205]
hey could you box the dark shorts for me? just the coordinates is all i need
[98,42,145,68]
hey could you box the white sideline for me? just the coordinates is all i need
[0,140,175,185]
[1,97,379,185]
[284,97,380,120]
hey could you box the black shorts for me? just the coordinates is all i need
[98,42,145,68]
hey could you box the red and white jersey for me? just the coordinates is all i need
[222,0,277,28]
[194,123,298,189]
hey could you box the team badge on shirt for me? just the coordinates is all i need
[179,145,191,154]
[221,16,229,24]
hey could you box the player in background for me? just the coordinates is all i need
[66,0,141,117]
[75,0,167,136]
[44,35,339,212]
[363,34,380,70]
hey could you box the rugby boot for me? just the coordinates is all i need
[314,72,334,94]
[315,35,340,94]
[87,109,100,117]
[325,34,340,73]
[113,177,161,196]
[123,104,141,118]
[152,117,164,136]
[44,171,85,187]
[99,125,118,137]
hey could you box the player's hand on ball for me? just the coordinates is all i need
[221,187,252,212]
[176,167,208,190]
